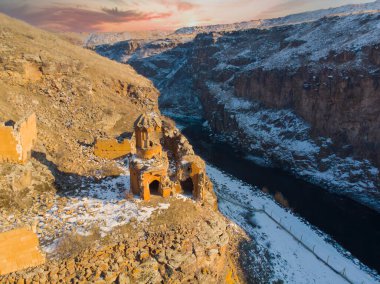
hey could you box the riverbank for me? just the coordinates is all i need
[176,119,380,276]
[207,164,379,283]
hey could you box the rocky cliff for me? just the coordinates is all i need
[0,13,250,283]
[92,2,380,210]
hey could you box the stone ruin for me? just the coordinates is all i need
[129,113,215,204]
[0,113,37,164]
[94,112,215,204]
[0,228,45,276]
[94,137,132,160]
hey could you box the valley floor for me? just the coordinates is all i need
[207,165,380,284]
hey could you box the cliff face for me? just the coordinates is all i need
[232,65,380,162]
[92,6,380,209]
[188,17,380,208]
[0,13,245,283]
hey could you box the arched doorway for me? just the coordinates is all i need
[181,178,194,196]
[149,180,160,196]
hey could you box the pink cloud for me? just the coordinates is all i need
[177,1,199,11]
[0,4,172,32]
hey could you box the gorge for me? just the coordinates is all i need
[88,1,380,280]
[92,0,380,212]
[0,0,379,283]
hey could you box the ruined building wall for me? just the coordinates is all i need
[0,127,19,163]
[0,227,45,276]
[135,127,162,159]
[0,113,37,164]
[18,113,37,162]
[94,138,131,159]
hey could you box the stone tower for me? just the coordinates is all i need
[129,113,171,201]
[134,113,163,159]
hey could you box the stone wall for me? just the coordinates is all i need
[0,113,37,164]
[162,120,217,208]
[94,138,132,160]
[0,228,45,276]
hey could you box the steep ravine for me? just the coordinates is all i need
[93,10,380,211]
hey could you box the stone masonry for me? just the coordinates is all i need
[0,113,37,164]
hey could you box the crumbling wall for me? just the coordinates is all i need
[94,138,131,159]
[0,113,37,164]
[0,127,19,163]
[162,122,217,208]
[137,145,162,159]
[18,113,37,162]
[0,227,45,276]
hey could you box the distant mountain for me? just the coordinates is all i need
[84,30,171,48]
[174,0,380,35]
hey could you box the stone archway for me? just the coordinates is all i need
[181,177,194,196]
[149,180,160,196]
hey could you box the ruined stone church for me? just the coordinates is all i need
[129,113,213,202]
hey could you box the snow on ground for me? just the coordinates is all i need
[37,159,170,253]
[207,164,380,284]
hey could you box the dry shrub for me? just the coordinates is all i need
[100,162,123,177]
[261,187,269,194]
[162,116,176,128]
[55,226,101,258]
[0,188,33,212]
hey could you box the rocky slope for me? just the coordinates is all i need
[0,13,253,283]
[91,2,380,210]
[1,193,240,284]
[0,12,160,176]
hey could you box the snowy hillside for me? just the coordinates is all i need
[174,0,380,35]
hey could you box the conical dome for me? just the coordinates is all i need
[134,113,162,130]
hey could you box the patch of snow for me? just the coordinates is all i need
[207,164,380,284]
[37,159,170,252]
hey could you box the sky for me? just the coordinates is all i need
[0,0,375,32]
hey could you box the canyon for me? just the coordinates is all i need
[91,1,380,211]
[0,1,380,283]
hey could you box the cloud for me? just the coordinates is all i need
[177,1,199,11]
[0,4,172,32]
[158,0,199,11]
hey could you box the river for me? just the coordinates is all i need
[173,116,380,274]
